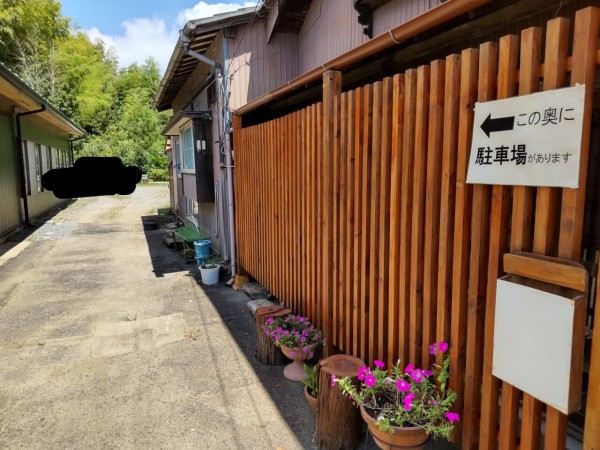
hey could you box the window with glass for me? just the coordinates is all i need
[34,143,42,193]
[46,146,52,171]
[182,126,194,171]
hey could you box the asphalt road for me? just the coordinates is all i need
[0,184,315,450]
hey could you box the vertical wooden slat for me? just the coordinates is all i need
[345,90,356,353]
[280,116,286,301]
[462,42,497,450]
[585,260,600,450]
[359,84,373,361]
[450,47,478,444]
[552,7,600,449]
[422,59,444,367]
[387,73,405,366]
[331,79,342,349]
[409,65,430,367]
[269,121,275,294]
[377,77,393,362]
[316,101,323,327]
[504,27,542,450]
[368,81,383,363]
[513,21,565,449]
[436,54,460,365]
[487,34,519,450]
[307,105,316,321]
[322,71,342,355]
[338,92,348,350]
[538,16,575,450]
[399,70,417,367]
[294,111,301,311]
[300,109,307,315]
[352,87,364,358]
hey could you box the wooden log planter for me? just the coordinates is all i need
[254,304,291,365]
[316,354,364,449]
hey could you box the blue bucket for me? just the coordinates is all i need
[194,239,211,264]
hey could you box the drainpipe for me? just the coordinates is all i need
[222,34,238,283]
[181,28,238,280]
[16,104,46,226]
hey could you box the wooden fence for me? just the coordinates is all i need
[234,6,600,448]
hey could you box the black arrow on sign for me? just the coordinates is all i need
[480,113,515,137]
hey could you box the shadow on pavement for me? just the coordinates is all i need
[195,278,461,450]
[0,200,73,258]
[140,213,192,277]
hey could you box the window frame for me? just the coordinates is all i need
[182,126,195,172]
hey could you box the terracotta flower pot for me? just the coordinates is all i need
[280,345,314,381]
[304,385,318,411]
[359,404,430,450]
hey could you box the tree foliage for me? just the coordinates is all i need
[1,0,168,176]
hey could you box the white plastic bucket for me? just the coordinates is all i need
[200,265,220,285]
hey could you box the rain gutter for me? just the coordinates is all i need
[235,0,492,116]
[16,105,46,227]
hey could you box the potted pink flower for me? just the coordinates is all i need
[334,342,459,449]
[263,314,325,381]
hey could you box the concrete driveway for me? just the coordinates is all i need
[0,185,314,450]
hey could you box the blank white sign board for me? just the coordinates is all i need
[493,279,575,414]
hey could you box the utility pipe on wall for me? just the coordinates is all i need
[181,28,238,279]
[16,104,46,226]
[222,34,238,281]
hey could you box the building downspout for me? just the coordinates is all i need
[16,105,46,227]
[181,28,237,280]
[222,34,237,283]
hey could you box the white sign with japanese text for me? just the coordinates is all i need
[466,84,585,188]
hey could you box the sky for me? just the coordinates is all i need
[59,1,257,74]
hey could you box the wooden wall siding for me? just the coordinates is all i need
[228,24,299,111]
[234,7,600,448]
[373,0,442,38]
[297,0,439,76]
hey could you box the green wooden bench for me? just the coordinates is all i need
[172,222,209,262]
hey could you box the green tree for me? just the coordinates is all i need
[0,0,69,68]
[2,0,169,177]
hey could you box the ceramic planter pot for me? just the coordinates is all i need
[304,385,317,411]
[280,345,314,381]
[359,404,430,450]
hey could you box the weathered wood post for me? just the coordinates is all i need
[253,304,291,365]
[315,354,364,449]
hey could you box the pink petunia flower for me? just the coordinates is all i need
[357,365,369,381]
[365,374,377,387]
[331,374,336,386]
[438,341,449,353]
[374,360,385,369]
[429,343,437,356]
[290,351,296,357]
[410,369,424,383]
[404,364,414,374]
[396,379,410,392]
[445,412,460,423]
[423,370,433,377]
[403,392,415,411]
